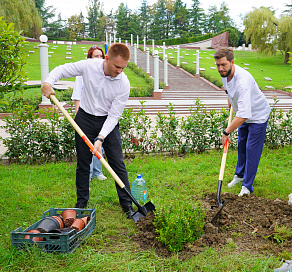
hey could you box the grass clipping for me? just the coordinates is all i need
[153,200,205,252]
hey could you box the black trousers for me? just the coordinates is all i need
[74,108,132,208]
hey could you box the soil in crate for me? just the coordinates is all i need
[132,193,292,259]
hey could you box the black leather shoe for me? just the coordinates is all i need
[121,205,135,219]
[75,202,87,209]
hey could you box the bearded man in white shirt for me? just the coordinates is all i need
[41,43,135,218]
[214,47,271,197]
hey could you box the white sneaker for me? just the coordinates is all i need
[288,193,292,205]
[274,259,292,272]
[228,175,243,188]
[238,186,250,196]
[97,174,107,180]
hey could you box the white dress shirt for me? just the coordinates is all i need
[71,76,83,101]
[222,64,270,123]
[45,58,130,138]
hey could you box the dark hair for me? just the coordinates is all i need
[214,47,234,62]
[87,46,105,59]
[107,43,130,61]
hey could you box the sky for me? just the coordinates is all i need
[46,0,289,29]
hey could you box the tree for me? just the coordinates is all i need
[189,0,204,35]
[278,15,292,63]
[45,13,68,38]
[115,3,132,40]
[205,5,220,33]
[217,2,234,30]
[0,17,28,97]
[35,0,56,29]
[173,0,189,37]
[0,0,42,38]
[87,0,104,39]
[67,15,84,39]
[139,0,151,39]
[244,7,278,55]
[150,0,172,40]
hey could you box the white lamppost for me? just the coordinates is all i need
[39,35,51,105]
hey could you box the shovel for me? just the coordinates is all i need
[211,106,234,224]
[50,95,155,223]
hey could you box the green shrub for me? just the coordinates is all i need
[154,200,205,252]
[0,105,76,163]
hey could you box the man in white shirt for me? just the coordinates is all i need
[214,47,270,196]
[41,43,135,218]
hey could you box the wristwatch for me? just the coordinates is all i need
[223,129,230,136]
[95,137,104,143]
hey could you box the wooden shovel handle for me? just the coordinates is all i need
[50,95,125,189]
[218,107,234,181]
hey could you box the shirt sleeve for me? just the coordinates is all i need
[71,76,83,101]
[44,60,87,87]
[99,79,130,138]
[236,79,252,119]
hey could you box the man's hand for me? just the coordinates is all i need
[92,135,104,157]
[41,82,55,99]
[222,134,232,146]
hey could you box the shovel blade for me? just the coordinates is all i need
[210,201,225,224]
[132,201,155,222]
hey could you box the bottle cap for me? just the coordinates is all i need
[137,174,141,178]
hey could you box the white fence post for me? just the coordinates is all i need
[152,39,155,56]
[196,50,200,78]
[39,35,51,105]
[131,34,133,46]
[119,37,121,43]
[137,35,139,48]
[164,54,168,89]
[134,43,137,65]
[106,32,108,46]
[143,37,146,52]
[125,40,128,47]
[109,33,112,48]
[154,50,159,92]
[163,42,165,61]
[146,48,150,74]
[176,45,180,68]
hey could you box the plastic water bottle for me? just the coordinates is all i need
[132,174,147,205]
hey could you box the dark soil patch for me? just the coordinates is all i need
[132,193,292,259]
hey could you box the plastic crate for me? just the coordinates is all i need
[11,207,96,254]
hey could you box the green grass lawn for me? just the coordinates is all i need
[23,42,150,88]
[157,47,292,91]
[0,146,291,271]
